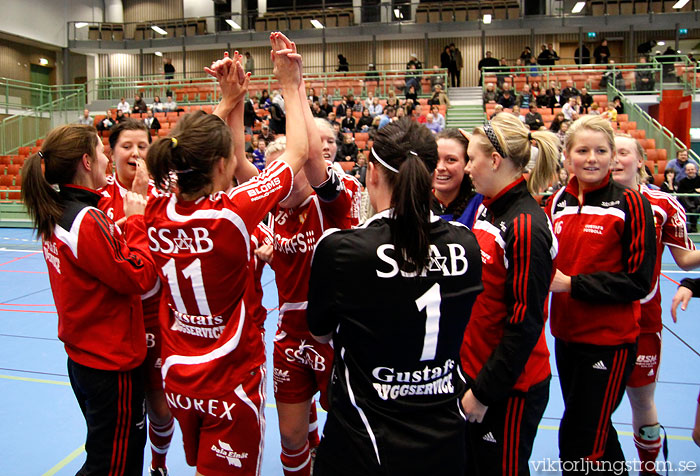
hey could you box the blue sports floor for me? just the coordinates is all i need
[0,227,697,475]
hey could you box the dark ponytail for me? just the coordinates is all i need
[22,124,98,240]
[146,110,231,195]
[371,118,437,274]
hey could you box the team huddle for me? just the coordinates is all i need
[21,32,700,476]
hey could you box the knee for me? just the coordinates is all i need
[280,426,308,450]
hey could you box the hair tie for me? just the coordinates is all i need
[171,137,178,149]
[408,151,419,158]
[175,168,193,175]
[370,147,399,174]
[483,122,507,158]
[38,151,44,159]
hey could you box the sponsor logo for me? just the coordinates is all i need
[211,440,248,467]
[148,227,213,254]
[635,354,658,369]
[482,432,497,443]
[601,200,620,207]
[371,360,456,401]
[43,241,61,274]
[284,340,326,371]
[247,177,283,202]
[583,224,604,235]
[376,243,470,278]
[274,230,317,255]
[592,360,608,371]
[165,392,236,420]
[273,367,290,393]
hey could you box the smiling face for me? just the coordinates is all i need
[466,135,497,197]
[435,138,467,199]
[319,125,338,162]
[565,130,613,190]
[612,136,642,188]
[113,129,150,188]
[90,135,110,189]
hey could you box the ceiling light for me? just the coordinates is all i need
[151,25,167,35]
[226,19,241,30]
[572,2,586,13]
[39,58,48,66]
[394,8,404,19]
[483,14,492,24]
[154,51,163,57]
[75,22,88,29]
[658,41,666,46]
[310,19,324,29]
[673,0,689,8]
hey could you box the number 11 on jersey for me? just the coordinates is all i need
[415,283,441,361]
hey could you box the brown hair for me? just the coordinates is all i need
[435,128,476,215]
[146,110,231,196]
[22,124,99,240]
[108,119,151,149]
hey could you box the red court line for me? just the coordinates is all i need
[661,272,680,286]
[0,252,40,268]
[0,308,57,314]
[0,269,47,274]
[0,303,55,307]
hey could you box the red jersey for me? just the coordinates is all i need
[339,171,363,227]
[46,185,158,371]
[639,184,695,333]
[144,160,293,398]
[270,171,354,338]
[248,222,274,330]
[98,174,162,327]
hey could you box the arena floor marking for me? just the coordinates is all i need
[0,374,69,386]
[41,445,85,476]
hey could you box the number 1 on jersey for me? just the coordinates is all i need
[162,257,212,316]
[415,282,441,361]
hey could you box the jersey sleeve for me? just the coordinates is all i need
[76,210,158,296]
[228,159,293,233]
[307,230,342,337]
[318,169,355,230]
[571,188,656,303]
[661,194,695,251]
[680,277,700,296]
[471,213,554,406]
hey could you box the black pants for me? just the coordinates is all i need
[465,377,550,476]
[555,339,636,476]
[451,68,461,87]
[68,358,147,476]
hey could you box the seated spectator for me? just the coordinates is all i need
[589,102,600,115]
[97,110,114,131]
[579,87,593,113]
[536,89,549,108]
[496,57,512,88]
[337,133,358,162]
[556,120,571,145]
[116,97,130,114]
[260,89,272,109]
[307,87,319,104]
[350,153,367,187]
[163,95,178,112]
[483,83,498,104]
[636,56,655,91]
[497,90,516,109]
[132,94,147,114]
[258,124,275,145]
[77,109,92,126]
[428,84,450,107]
[425,113,442,134]
[601,103,618,122]
[327,111,340,128]
[369,97,383,117]
[412,104,427,124]
[548,87,563,109]
[312,102,327,118]
[341,108,356,132]
[525,104,544,131]
[667,149,700,183]
[396,106,407,120]
[365,63,380,84]
[269,97,286,134]
[600,61,624,89]
[549,112,566,132]
[528,56,539,77]
[677,162,700,232]
[431,105,446,131]
[346,94,357,110]
[246,136,258,154]
[378,107,395,129]
[562,97,579,121]
[613,96,624,115]
[335,96,349,118]
[430,65,445,91]
[386,89,399,108]
[115,109,127,123]
[560,79,580,103]
[517,84,534,109]
[143,109,161,132]
[405,85,418,103]
[363,91,374,111]
[660,168,677,193]
[511,105,526,123]
[405,63,421,92]
[490,104,504,119]
[151,95,164,112]
[404,99,416,116]
[252,140,266,171]
[320,96,334,115]
[356,108,373,131]
[548,167,570,192]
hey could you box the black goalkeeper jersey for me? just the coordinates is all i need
[307,209,483,476]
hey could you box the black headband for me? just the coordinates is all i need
[483,122,506,158]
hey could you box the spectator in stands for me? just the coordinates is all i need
[365,63,380,83]
[308,88,319,104]
[579,87,593,113]
[150,95,163,112]
[412,104,427,124]
[341,108,356,132]
[574,44,591,64]
[260,89,271,109]
[272,89,286,114]
[245,136,258,155]
[440,45,451,71]
[449,43,463,87]
[425,113,442,134]
[320,96,334,116]
[364,90,375,110]
[346,93,357,110]
[511,105,526,123]
[594,39,611,64]
[430,65,446,91]
[115,109,127,124]
[589,102,600,115]
[244,96,261,135]
[258,124,275,145]
[357,108,373,131]
[350,153,367,186]
[548,87,563,110]
[600,60,623,89]
[667,149,700,184]
[496,57,512,88]
[537,44,551,66]
[117,97,130,114]
[335,96,348,118]
[517,84,534,109]
[528,56,539,76]
[312,102,327,119]
[490,104,504,119]
[613,96,624,115]
[405,85,418,103]
[97,110,114,131]
[678,162,700,232]
[337,54,349,72]
[327,111,339,128]
[635,57,655,91]
[549,112,566,133]
[562,97,579,121]
[483,83,498,104]
[556,119,571,144]
[163,95,177,113]
[547,43,560,64]
[525,104,544,131]
[378,106,395,129]
[369,97,383,117]
[163,58,175,80]
[406,53,423,77]
[660,168,677,193]
[497,89,516,109]
[520,46,533,63]
[132,94,147,114]
[431,105,446,131]
[404,64,421,93]
[428,84,450,107]
[549,167,570,192]
[251,140,266,171]
[143,109,161,132]
[396,106,407,120]
[637,40,657,59]
[477,51,500,86]
[561,79,580,103]
[386,89,399,109]
[536,89,549,108]
[245,52,255,75]
[337,133,358,162]
[602,103,618,122]
[77,109,92,126]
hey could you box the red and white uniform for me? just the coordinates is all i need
[339,171,362,227]
[270,170,354,408]
[143,160,293,475]
[248,222,274,331]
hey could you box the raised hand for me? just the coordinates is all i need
[131,158,149,198]
[270,32,302,89]
[205,51,250,105]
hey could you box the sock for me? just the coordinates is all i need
[281,441,311,476]
[149,416,175,470]
[308,404,320,449]
[635,423,662,474]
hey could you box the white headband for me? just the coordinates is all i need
[370,147,399,173]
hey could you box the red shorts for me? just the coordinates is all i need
[627,332,661,388]
[164,365,266,476]
[144,326,164,391]
[272,332,334,410]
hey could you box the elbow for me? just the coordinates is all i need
[311,333,332,344]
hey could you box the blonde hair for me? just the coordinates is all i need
[265,136,287,161]
[564,115,616,156]
[314,117,336,140]
[473,113,560,194]
[615,133,648,185]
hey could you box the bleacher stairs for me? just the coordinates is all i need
[446,86,486,130]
